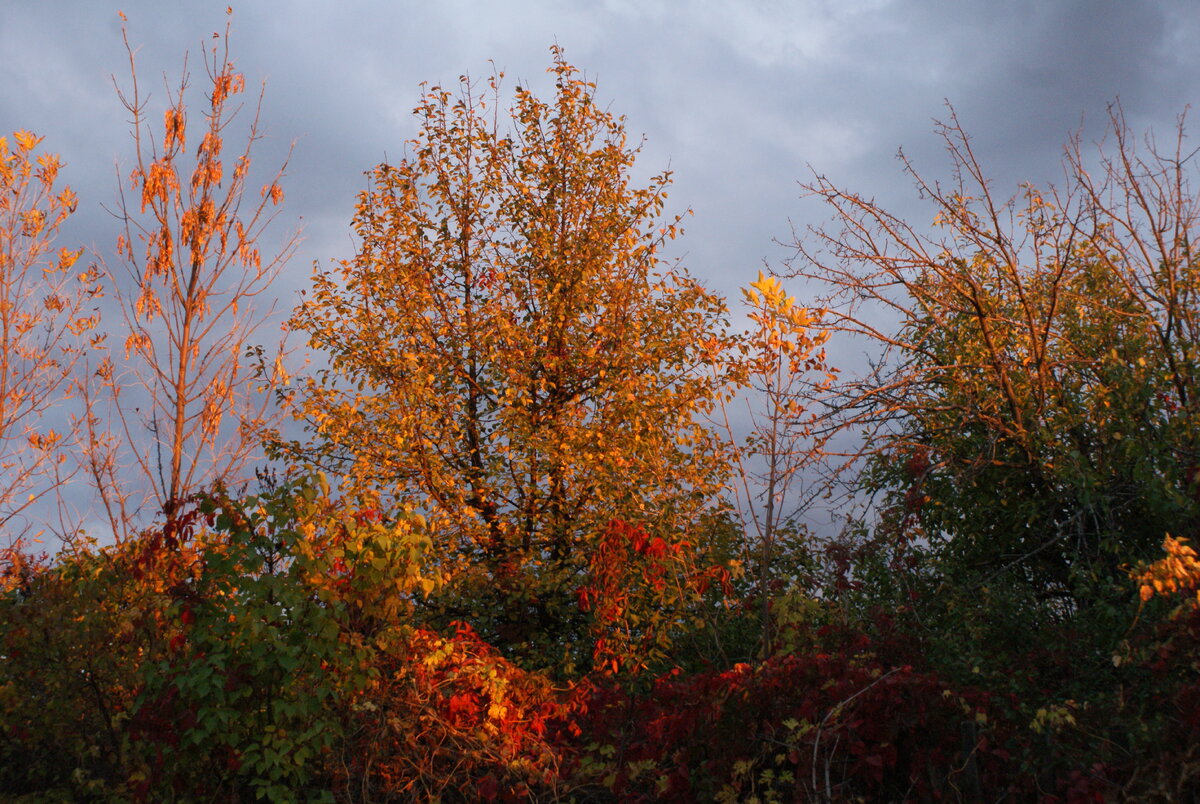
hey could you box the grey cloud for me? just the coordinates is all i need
[1,0,1197,318]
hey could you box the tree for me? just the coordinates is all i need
[787,105,1200,692]
[86,12,296,537]
[719,272,832,657]
[0,130,102,545]
[287,49,736,670]
[794,106,1200,581]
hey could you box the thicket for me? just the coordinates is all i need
[3,14,1200,802]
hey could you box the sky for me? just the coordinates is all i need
[3,0,1200,536]
[6,1,1199,307]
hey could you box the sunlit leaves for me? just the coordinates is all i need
[90,16,297,534]
[1134,535,1200,604]
[287,48,736,670]
[341,623,568,800]
[579,518,736,677]
[0,130,102,541]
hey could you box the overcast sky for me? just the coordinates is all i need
[7,0,1199,307]
[4,1,1200,536]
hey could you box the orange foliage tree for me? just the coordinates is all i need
[286,49,737,671]
[724,272,833,656]
[86,12,296,536]
[0,130,103,544]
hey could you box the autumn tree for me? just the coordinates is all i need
[87,12,295,536]
[287,49,736,670]
[718,272,832,657]
[0,131,102,545]
[788,105,1200,691]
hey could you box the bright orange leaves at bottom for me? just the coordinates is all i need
[1134,535,1200,603]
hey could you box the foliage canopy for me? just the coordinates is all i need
[287,49,735,669]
